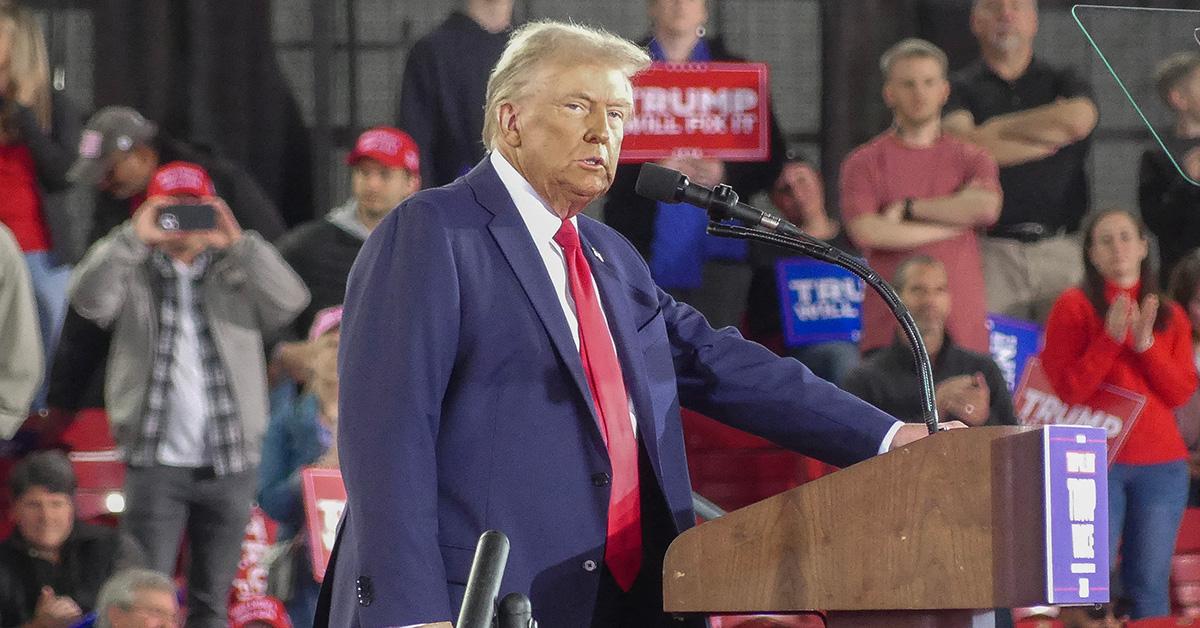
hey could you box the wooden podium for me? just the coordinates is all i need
[663,426,1109,627]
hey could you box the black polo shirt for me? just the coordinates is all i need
[842,336,1016,426]
[947,58,1093,233]
[1140,134,1200,282]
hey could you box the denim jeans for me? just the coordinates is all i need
[22,252,71,410]
[789,341,860,386]
[1108,460,1190,619]
[123,465,257,628]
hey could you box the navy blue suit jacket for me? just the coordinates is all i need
[322,158,898,627]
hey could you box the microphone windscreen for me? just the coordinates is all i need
[635,162,685,203]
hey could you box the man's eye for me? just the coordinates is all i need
[608,110,625,120]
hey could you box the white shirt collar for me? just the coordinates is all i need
[489,150,576,246]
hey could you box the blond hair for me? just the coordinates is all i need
[0,6,51,132]
[482,20,650,151]
[879,37,948,81]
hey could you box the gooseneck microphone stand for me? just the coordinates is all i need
[636,164,941,435]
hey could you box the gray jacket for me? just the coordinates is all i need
[68,224,310,466]
[0,225,43,438]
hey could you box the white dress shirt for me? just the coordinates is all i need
[158,258,213,467]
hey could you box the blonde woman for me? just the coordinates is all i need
[0,5,82,408]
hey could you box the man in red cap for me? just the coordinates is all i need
[67,161,310,628]
[272,126,420,382]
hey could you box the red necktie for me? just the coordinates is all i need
[553,219,642,591]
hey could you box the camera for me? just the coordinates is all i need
[158,203,216,232]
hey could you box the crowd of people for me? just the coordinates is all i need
[0,0,1198,625]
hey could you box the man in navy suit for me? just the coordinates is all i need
[318,21,959,628]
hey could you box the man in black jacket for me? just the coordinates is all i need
[0,451,143,628]
[398,0,512,187]
[271,127,420,381]
[1141,52,1200,283]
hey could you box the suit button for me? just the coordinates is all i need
[583,559,598,572]
[591,472,611,487]
[356,576,374,606]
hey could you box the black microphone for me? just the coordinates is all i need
[635,162,805,239]
[457,530,510,628]
[498,592,537,628]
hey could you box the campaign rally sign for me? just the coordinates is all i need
[1014,357,1145,465]
[1042,425,1110,605]
[775,257,864,347]
[229,506,276,604]
[987,314,1042,392]
[621,62,770,162]
[302,468,347,583]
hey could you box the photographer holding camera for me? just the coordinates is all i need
[67,161,309,628]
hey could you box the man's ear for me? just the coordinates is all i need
[498,102,521,148]
[1168,88,1188,114]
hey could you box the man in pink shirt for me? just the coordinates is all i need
[840,38,1002,355]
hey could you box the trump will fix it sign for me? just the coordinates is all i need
[620,62,770,163]
[302,468,346,583]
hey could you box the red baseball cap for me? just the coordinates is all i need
[347,126,420,173]
[146,161,215,198]
[229,596,292,628]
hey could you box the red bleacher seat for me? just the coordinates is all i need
[681,409,838,512]
[1124,617,1197,626]
[1173,512,1200,617]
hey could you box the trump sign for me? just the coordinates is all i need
[302,468,347,583]
[621,62,771,162]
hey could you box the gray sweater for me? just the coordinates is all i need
[0,225,43,438]
[68,223,309,466]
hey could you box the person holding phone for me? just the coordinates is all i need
[67,161,309,628]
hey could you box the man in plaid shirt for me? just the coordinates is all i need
[68,161,309,628]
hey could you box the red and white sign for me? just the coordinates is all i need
[230,506,277,604]
[620,62,771,163]
[1014,357,1145,465]
[302,468,346,583]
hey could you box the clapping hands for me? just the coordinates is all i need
[1105,293,1158,353]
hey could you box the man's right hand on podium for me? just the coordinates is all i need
[888,420,969,451]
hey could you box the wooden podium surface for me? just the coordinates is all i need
[663,426,1059,616]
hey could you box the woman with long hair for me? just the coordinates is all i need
[1041,208,1198,619]
[0,5,81,408]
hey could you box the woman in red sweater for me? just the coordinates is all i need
[1042,208,1198,619]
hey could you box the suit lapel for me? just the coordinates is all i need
[465,161,605,443]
